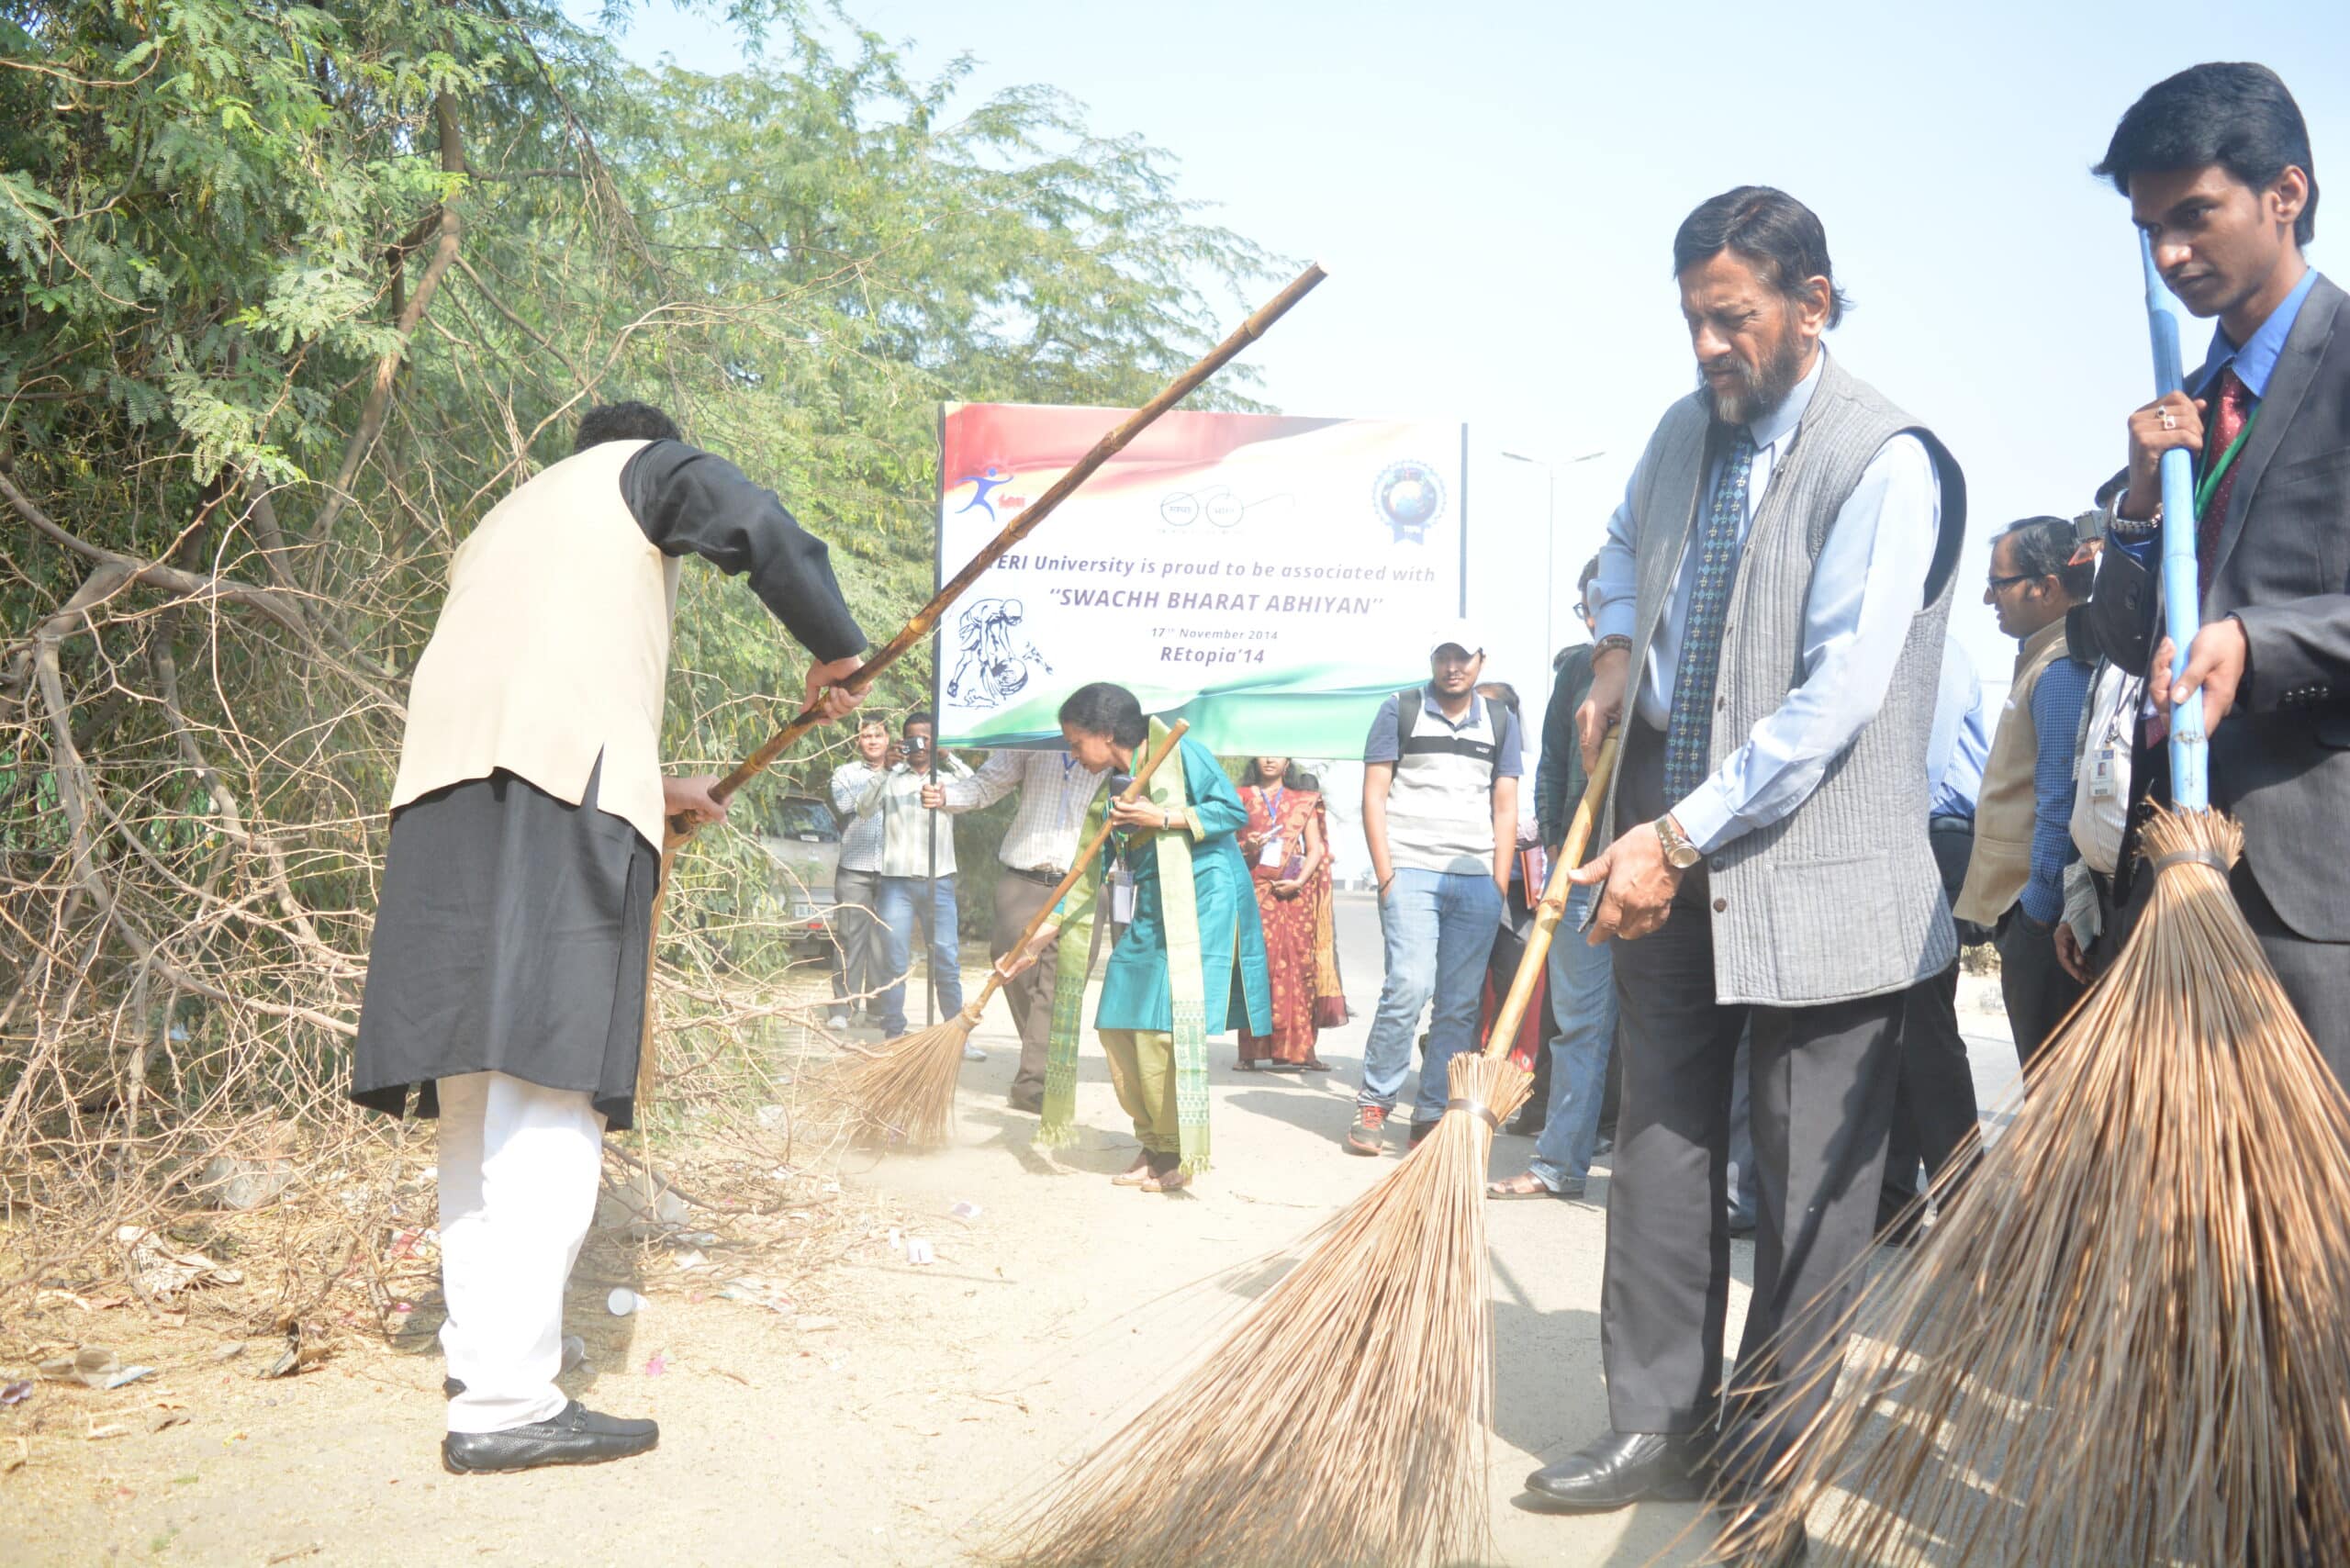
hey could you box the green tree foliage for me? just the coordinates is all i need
[0,0,1274,1227]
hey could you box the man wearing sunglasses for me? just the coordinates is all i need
[1953,516,2095,1070]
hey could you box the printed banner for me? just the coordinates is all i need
[934,403,1467,754]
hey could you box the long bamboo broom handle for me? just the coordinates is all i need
[959,720,1190,1021]
[674,261,1328,837]
[633,265,1323,1107]
[1479,728,1621,1061]
[2139,230,2210,811]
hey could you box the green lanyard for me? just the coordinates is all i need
[2193,402,2260,519]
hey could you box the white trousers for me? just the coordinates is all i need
[436,1071,605,1434]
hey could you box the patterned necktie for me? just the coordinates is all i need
[1664,431,1756,801]
[2195,367,2253,602]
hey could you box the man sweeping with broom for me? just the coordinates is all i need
[1524,187,1964,1557]
[351,401,865,1473]
[2097,62,2350,1084]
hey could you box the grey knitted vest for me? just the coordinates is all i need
[1606,351,1966,1006]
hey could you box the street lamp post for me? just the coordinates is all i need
[1500,447,1606,667]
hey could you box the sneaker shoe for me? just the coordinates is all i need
[962,1043,987,1062]
[1407,1118,1437,1152]
[825,1011,851,1030]
[1344,1105,1387,1156]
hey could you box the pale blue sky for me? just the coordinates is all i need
[591,0,2348,716]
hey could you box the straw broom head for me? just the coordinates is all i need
[992,741,1617,1568]
[825,722,1193,1154]
[824,1002,983,1152]
[996,1050,1533,1568]
[1722,806,2350,1567]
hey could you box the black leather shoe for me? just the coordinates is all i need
[1725,1523,1807,1566]
[442,1401,658,1473]
[1007,1089,1044,1114]
[1523,1429,1707,1511]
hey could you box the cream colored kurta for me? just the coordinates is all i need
[389,439,681,850]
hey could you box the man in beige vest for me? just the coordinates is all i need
[1953,515,2094,1070]
[352,401,865,1473]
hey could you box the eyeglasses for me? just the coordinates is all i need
[1985,573,2034,594]
[1572,601,1590,620]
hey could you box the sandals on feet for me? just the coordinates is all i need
[1486,1170,1567,1201]
[1141,1167,1191,1193]
[1110,1155,1154,1187]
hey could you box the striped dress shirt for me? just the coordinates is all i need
[936,749,1107,875]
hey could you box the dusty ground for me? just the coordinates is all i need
[5,892,2020,1567]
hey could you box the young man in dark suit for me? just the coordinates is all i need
[2098,62,2350,1086]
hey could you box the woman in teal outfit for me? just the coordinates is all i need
[1008,683,1270,1192]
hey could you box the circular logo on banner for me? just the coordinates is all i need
[1373,461,1446,543]
[1159,492,1200,527]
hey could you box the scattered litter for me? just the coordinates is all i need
[419,1166,438,1183]
[38,1347,124,1388]
[718,1276,792,1315]
[642,1354,666,1377]
[905,1238,936,1267]
[194,1149,295,1211]
[85,1421,132,1440]
[949,1201,982,1222]
[0,1381,29,1406]
[794,1316,837,1334]
[258,1326,319,1381]
[755,1103,789,1130]
[147,1408,190,1434]
[594,1182,690,1237]
[766,1166,795,1182]
[106,1365,157,1390]
[607,1287,650,1316]
[118,1226,242,1299]
[670,1249,709,1273]
[888,1226,903,1253]
[209,1342,245,1363]
[3,1438,24,1473]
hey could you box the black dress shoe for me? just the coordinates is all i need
[1523,1429,1707,1511]
[442,1401,658,1473]
[1726,1523,1807,1566]
[1007,1089,1044,1114]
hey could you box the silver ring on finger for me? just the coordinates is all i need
[2160,409,2176,430]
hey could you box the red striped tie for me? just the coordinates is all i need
[2196,368,2252,602]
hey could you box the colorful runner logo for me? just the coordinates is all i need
[956,465,1013,521]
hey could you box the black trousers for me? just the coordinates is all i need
[1600,724,1903,1453]
[1998,906,2084,1074]
[1879,817,1983,1225]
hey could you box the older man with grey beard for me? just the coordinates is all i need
[1518,187,1965,1563]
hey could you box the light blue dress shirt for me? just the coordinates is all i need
[1590,352,1945,852]
[1927,633,1988,821]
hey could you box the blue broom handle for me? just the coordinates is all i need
[2141,230,2210,812]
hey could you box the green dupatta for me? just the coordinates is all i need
[1035,719,1212,1174]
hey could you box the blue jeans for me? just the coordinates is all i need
[1358,868,1502,1121]
[1530,883,1618,1190]
[875,874,961,1036]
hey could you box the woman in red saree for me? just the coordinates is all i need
[1235,757,1328,1071]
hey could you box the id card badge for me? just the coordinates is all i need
[1259,836,1287,868]
[2088,754,2120,802]
[1110,861,1137,925]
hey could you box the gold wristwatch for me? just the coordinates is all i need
[1653,813,1701,870]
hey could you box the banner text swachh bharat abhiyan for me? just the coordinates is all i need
[934,403,1467,755]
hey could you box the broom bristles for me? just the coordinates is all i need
[994,1052,1532,1568]
[828,1010,979,1150]
[1722,807,2350,1566]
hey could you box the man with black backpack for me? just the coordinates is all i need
[1348,625,1521,1155]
